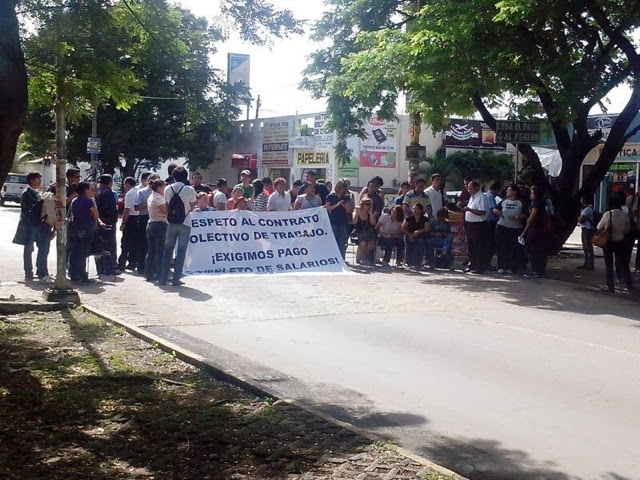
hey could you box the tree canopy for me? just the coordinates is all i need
[303,0,640,251]
[2,0,301,185]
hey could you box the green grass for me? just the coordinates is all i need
[108,354,135,374]
[151,352,176,366]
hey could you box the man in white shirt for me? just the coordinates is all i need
[213,178,230,210]
[425,173,447,214]
[267,177,292,211]
[463,180,490,274]
[159,166,197,286]
[118,177,139,271]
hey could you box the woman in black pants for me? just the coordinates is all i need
[493,185,525,274]
[597,195,632,292]
[519,186,547,278]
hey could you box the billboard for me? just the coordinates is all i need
[359,117,398,168]
[444,119,506,150]
[227,53,250,86]
[227,53,250,104]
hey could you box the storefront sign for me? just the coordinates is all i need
[338,157,359,178]
[606,162,636,197]
[314,113,334,151]
[616,144,640,162]
[444,119,506,150]
[495,120,540,144]
[588,115,616,142]
[360,117,398,168]
[598,143,640,163]
[262,120,291,166]
[297,151,330,166]
[290,136,315,149]
[231,153,258,169]
[183,208,348,276]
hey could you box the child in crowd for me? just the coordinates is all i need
[194,192,215,212]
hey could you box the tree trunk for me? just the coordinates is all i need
[0,0,28,188]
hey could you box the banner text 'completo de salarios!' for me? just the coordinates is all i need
[183,207,348,275]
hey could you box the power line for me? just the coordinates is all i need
[140,95,185,100]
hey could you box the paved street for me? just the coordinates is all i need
[1,204,639,480]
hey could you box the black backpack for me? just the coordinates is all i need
[167,184,187,224]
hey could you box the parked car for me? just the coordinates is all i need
[1,173,28,206]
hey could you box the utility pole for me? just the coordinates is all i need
[44,58,80,304]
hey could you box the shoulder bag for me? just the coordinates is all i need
[592,211,612,248]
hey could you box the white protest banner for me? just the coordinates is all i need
[183,207,349,275]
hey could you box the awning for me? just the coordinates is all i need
[532,147,562,177]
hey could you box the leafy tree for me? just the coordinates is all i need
[303,0,640,253]
[419,150,514,189]
[421,150,515,189]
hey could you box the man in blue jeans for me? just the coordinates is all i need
[159,166,196,286]
[15,171,54,283]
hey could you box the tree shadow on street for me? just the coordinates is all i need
[294,396,633,480]
[417,273,640,321]
[415,434,633,480]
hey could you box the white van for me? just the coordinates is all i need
[1,173,29,206]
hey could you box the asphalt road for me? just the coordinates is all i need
[1,204,639,480]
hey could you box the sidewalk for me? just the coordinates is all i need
[546,245,639,297]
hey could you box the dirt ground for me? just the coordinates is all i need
[0,309,455,480]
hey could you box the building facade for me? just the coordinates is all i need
[203,113,519,190]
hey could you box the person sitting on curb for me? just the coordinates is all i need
[403,203,430,270]
[376,205,405,267]
[425,208,453,268]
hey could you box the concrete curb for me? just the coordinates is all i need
[0,298,68,315]
[82,304,468,480]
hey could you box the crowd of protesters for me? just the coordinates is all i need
[10,163,640,293]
